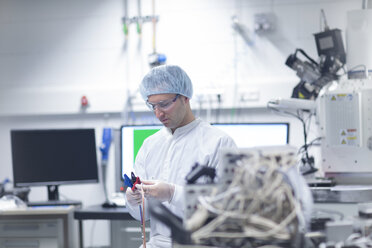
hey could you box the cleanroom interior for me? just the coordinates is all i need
[0,0,370,247]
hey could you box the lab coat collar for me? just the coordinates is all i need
[165,118,201,137]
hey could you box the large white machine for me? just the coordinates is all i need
[317,9,372,182]
[317,79,372,176]
[279,8,372,182]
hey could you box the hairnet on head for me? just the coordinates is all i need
[139,65,193,100]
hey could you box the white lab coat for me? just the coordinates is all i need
[125,118,237,248]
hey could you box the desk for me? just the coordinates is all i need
[0,206,78,248]
[74,205,136,248]
[311,186,372,203]
[74,205,132,220]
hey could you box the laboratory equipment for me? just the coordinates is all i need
[10,128,99,205]
[285,10,346,100]
[267,99,318,175]
[316,8,372,182]
[150,146,312,248]
[269,98,316,111]
[317,78,372,181]
[279,8,372,180]
[148,0,166,67]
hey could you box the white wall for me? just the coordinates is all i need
[0,0,365,246]
[0,0,363,115]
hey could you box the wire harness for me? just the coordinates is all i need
[186,147,311,248]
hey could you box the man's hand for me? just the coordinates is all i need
[136,180,175,203]
[125,187,142,207]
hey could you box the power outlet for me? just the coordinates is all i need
[240,90,260,102]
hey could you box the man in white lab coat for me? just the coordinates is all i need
[125,65,236,248]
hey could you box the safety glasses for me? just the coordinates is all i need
[146,94,180,111]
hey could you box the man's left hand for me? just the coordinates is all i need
[136,180,175,203]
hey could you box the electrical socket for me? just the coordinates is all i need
[240,90,260,102]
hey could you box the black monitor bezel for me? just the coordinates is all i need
[11,128,99,188]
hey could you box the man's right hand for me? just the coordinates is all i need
[125,187,142,207]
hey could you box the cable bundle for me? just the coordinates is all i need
[187,147,308,248]
[267,101,320,175]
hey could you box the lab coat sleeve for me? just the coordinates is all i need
[124,194,141,220]
[169,184,184,210]
[124,195,150,222]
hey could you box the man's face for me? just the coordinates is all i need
[147,93,188,130]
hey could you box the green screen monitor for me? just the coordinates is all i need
[120,122,289,182]
[120,125,161,180]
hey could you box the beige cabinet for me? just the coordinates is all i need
[0,206,78,248]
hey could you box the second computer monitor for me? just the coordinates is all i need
[120,122,289,181]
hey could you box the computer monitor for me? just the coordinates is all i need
[11,128,99,203]
[120,123,289,181]
[212,123,290,147]
[120,124,161,180]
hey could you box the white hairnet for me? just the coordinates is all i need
[139,65,193,100]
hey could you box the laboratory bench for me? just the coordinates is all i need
[74,204,149,248]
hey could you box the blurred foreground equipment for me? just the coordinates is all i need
[151,146,313,248]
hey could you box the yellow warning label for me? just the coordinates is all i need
[347,136,357,140]
[339,128,358,146]
[330,94,354,102]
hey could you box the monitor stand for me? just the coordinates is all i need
[48,185,59,201]
[27,185,82,207]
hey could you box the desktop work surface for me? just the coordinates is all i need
[73,204,133,220]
